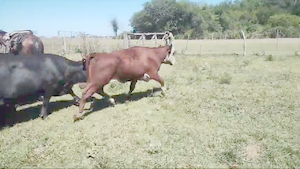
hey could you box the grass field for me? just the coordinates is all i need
[1,38,300,168]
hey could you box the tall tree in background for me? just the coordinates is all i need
[130,0,300,39]
[110,17,119,37]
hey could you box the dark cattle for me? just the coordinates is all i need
[0,30,44,55]
[0,53,87,125]
[73,43,175,121]
[0,30,7,52]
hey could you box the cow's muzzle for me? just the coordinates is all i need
[169,58,175,66]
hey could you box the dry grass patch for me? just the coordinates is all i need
[245,144,262,161]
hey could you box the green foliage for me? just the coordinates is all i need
[74,48,82,54]
[130,0,300,39]
[110,17,119,37]
[268,14,300,28]
[265,54,275,61]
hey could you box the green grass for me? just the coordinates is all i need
[1,51,300,168]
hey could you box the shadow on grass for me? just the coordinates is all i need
[0,87,162,129]
[0,100,75,130]
[81,87,162,119]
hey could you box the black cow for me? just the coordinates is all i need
[0,53,87,125]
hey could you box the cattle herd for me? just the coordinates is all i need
[0,30,176,125]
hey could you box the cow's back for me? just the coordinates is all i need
[112,47,165,80]
[87,46,169,83]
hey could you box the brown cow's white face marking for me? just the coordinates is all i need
[163,43,175,65]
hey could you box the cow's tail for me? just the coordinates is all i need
[80,54,96,90]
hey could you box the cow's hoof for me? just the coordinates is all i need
[73,101,80,106]
[108,98,116,106]
[88,107,94,112]
[38,96,44,101]
[87,97,94,102]
[73,114,84,122]
[161,87,166,96]
[39,114,47,120]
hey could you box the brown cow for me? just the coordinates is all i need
[73,43,175,121]
[0,30,44,55]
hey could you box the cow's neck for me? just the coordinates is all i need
[156,46,169,63]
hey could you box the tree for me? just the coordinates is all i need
[129,0,300,39]
[130,11,157,33]
[268,13,300,27]
[110,17,119,37]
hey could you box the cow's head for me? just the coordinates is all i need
[163,32,175,65]
[163,43,175,65]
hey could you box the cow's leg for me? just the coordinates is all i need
[151,73,166,96]
[68,86,94,106]
[127,80,137,100]
[0,105,6,127]
[68,88,81,106]
[38,95,44,101]
[98,87,115,105]
[4,104,16,125]
[74,84,98,121]
[40,89,53,119]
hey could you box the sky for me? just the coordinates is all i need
[0,0,224,37]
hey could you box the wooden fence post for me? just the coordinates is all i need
[241,30,246,56]
[63,36,67,53]
[128,34,131,48]
[124,32,170,48]
[151,34,157,47]
[186,34,190,51]
[142,34,145,46]
[123,32,129,49]
[276,30,279,50]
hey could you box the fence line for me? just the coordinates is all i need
[123,32,167,49]
[38,30,300,57]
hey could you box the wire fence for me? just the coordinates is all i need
[41,35,300,58]
[1,31,299,57]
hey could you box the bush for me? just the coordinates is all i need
[265,55,275,61]
[219,72,232,84]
